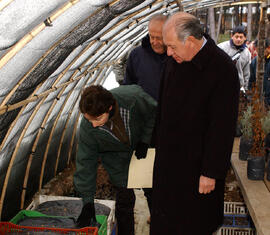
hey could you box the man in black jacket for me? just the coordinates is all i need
[150,12,239,235]
[124,14,168,101]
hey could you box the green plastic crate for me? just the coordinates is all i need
[96,215,107,235]
[10,210,107,235]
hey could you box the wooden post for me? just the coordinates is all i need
[256,1,267,102]
[247,4,252,41]
[216,6,223,43]
[208,7,216,42]
[176,0,183,12]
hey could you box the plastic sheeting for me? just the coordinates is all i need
[0,0,255,221]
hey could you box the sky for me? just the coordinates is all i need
[102,71,120,90]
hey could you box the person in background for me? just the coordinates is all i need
[247,39,258,60]
[123,14,168,101]
[150,12,239,235]
[74,85,156,235]
[218,25,251,92]
[248,39,270,107]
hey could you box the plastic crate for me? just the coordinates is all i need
[217,227,256,235]
[223,214,253,228]
[10,210,106,235]
[26,195,115,235]
[224,202,248,215]
[0,221,98,235]
[215,202,256,235]
[96,215,107,235]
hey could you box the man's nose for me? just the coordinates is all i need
[92,122,98,127]
[152,38,158,45]
[167,47,173,56]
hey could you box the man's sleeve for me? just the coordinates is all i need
[135,86,157,144]
[217,42,225,51]
[73,124,98,205]
[123,50,138,85]
[201,66,240,180]
[248,58,256,90]
[264,62,270,98]
[242,51,251,90]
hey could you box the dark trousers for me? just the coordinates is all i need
[115,187,152,235]
[115,187,135,235]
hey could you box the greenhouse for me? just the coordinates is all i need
[0,0,270,234]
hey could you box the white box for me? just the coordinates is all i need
[216,227,256,235]
[27,195,115,235]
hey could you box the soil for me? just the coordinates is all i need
[31,159,249,235]
[38,161,245,203]
[224,166,244,202]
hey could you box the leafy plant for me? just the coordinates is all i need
[261,110,270,135]
[240,88,267,157]
[240,106,253,139]
[249,86,265,157]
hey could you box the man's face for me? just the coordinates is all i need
[148,21,166,54]
[265,46,270,57]
[84,112,110,128]
[231,33,246,46]
[163,27,190,64]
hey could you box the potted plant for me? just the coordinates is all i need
[261,110,270,180]
[247,89,265,180]
[236,91,250,137]
[239,106,253,161]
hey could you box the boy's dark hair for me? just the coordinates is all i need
[79,85,115,117]
[232,25,247,37]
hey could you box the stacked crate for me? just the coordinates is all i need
[216,202,256,235]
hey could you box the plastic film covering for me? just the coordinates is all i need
[0,0,250,221]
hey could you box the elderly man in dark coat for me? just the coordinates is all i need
[150,12,240,235]
[124,14,168,101]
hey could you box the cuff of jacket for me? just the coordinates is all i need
[82,196,94,206]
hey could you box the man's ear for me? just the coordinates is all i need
[187,35,198,43]
[186,36,198,47]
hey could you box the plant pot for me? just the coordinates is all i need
[264,133,270,162]
[266,160,270,181]
[247,156,265,180]
[239,137,252,161]
[235,122,243,137]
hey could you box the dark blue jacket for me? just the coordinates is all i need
[248,56,270,104]
[123,35,167,101]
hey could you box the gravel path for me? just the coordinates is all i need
[134,189,150,235]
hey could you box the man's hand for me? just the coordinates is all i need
[199,175,216,194]
[76,202,96,228]
[135,142,149,159]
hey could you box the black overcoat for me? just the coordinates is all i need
[150,36,240,235]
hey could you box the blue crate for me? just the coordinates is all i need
[223,214,255,228]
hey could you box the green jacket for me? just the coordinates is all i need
[73,85,157,205]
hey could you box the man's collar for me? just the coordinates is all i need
[230,39,247,51]
[191,34,215,70]
[200,36,207,50]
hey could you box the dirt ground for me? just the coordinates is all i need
[38,162,245,235]
[134,189,150,235]
[224,166,244,202]
[133,165,245,235]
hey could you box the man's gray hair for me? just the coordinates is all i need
[149,13,168,24]
[174,16,203,42]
